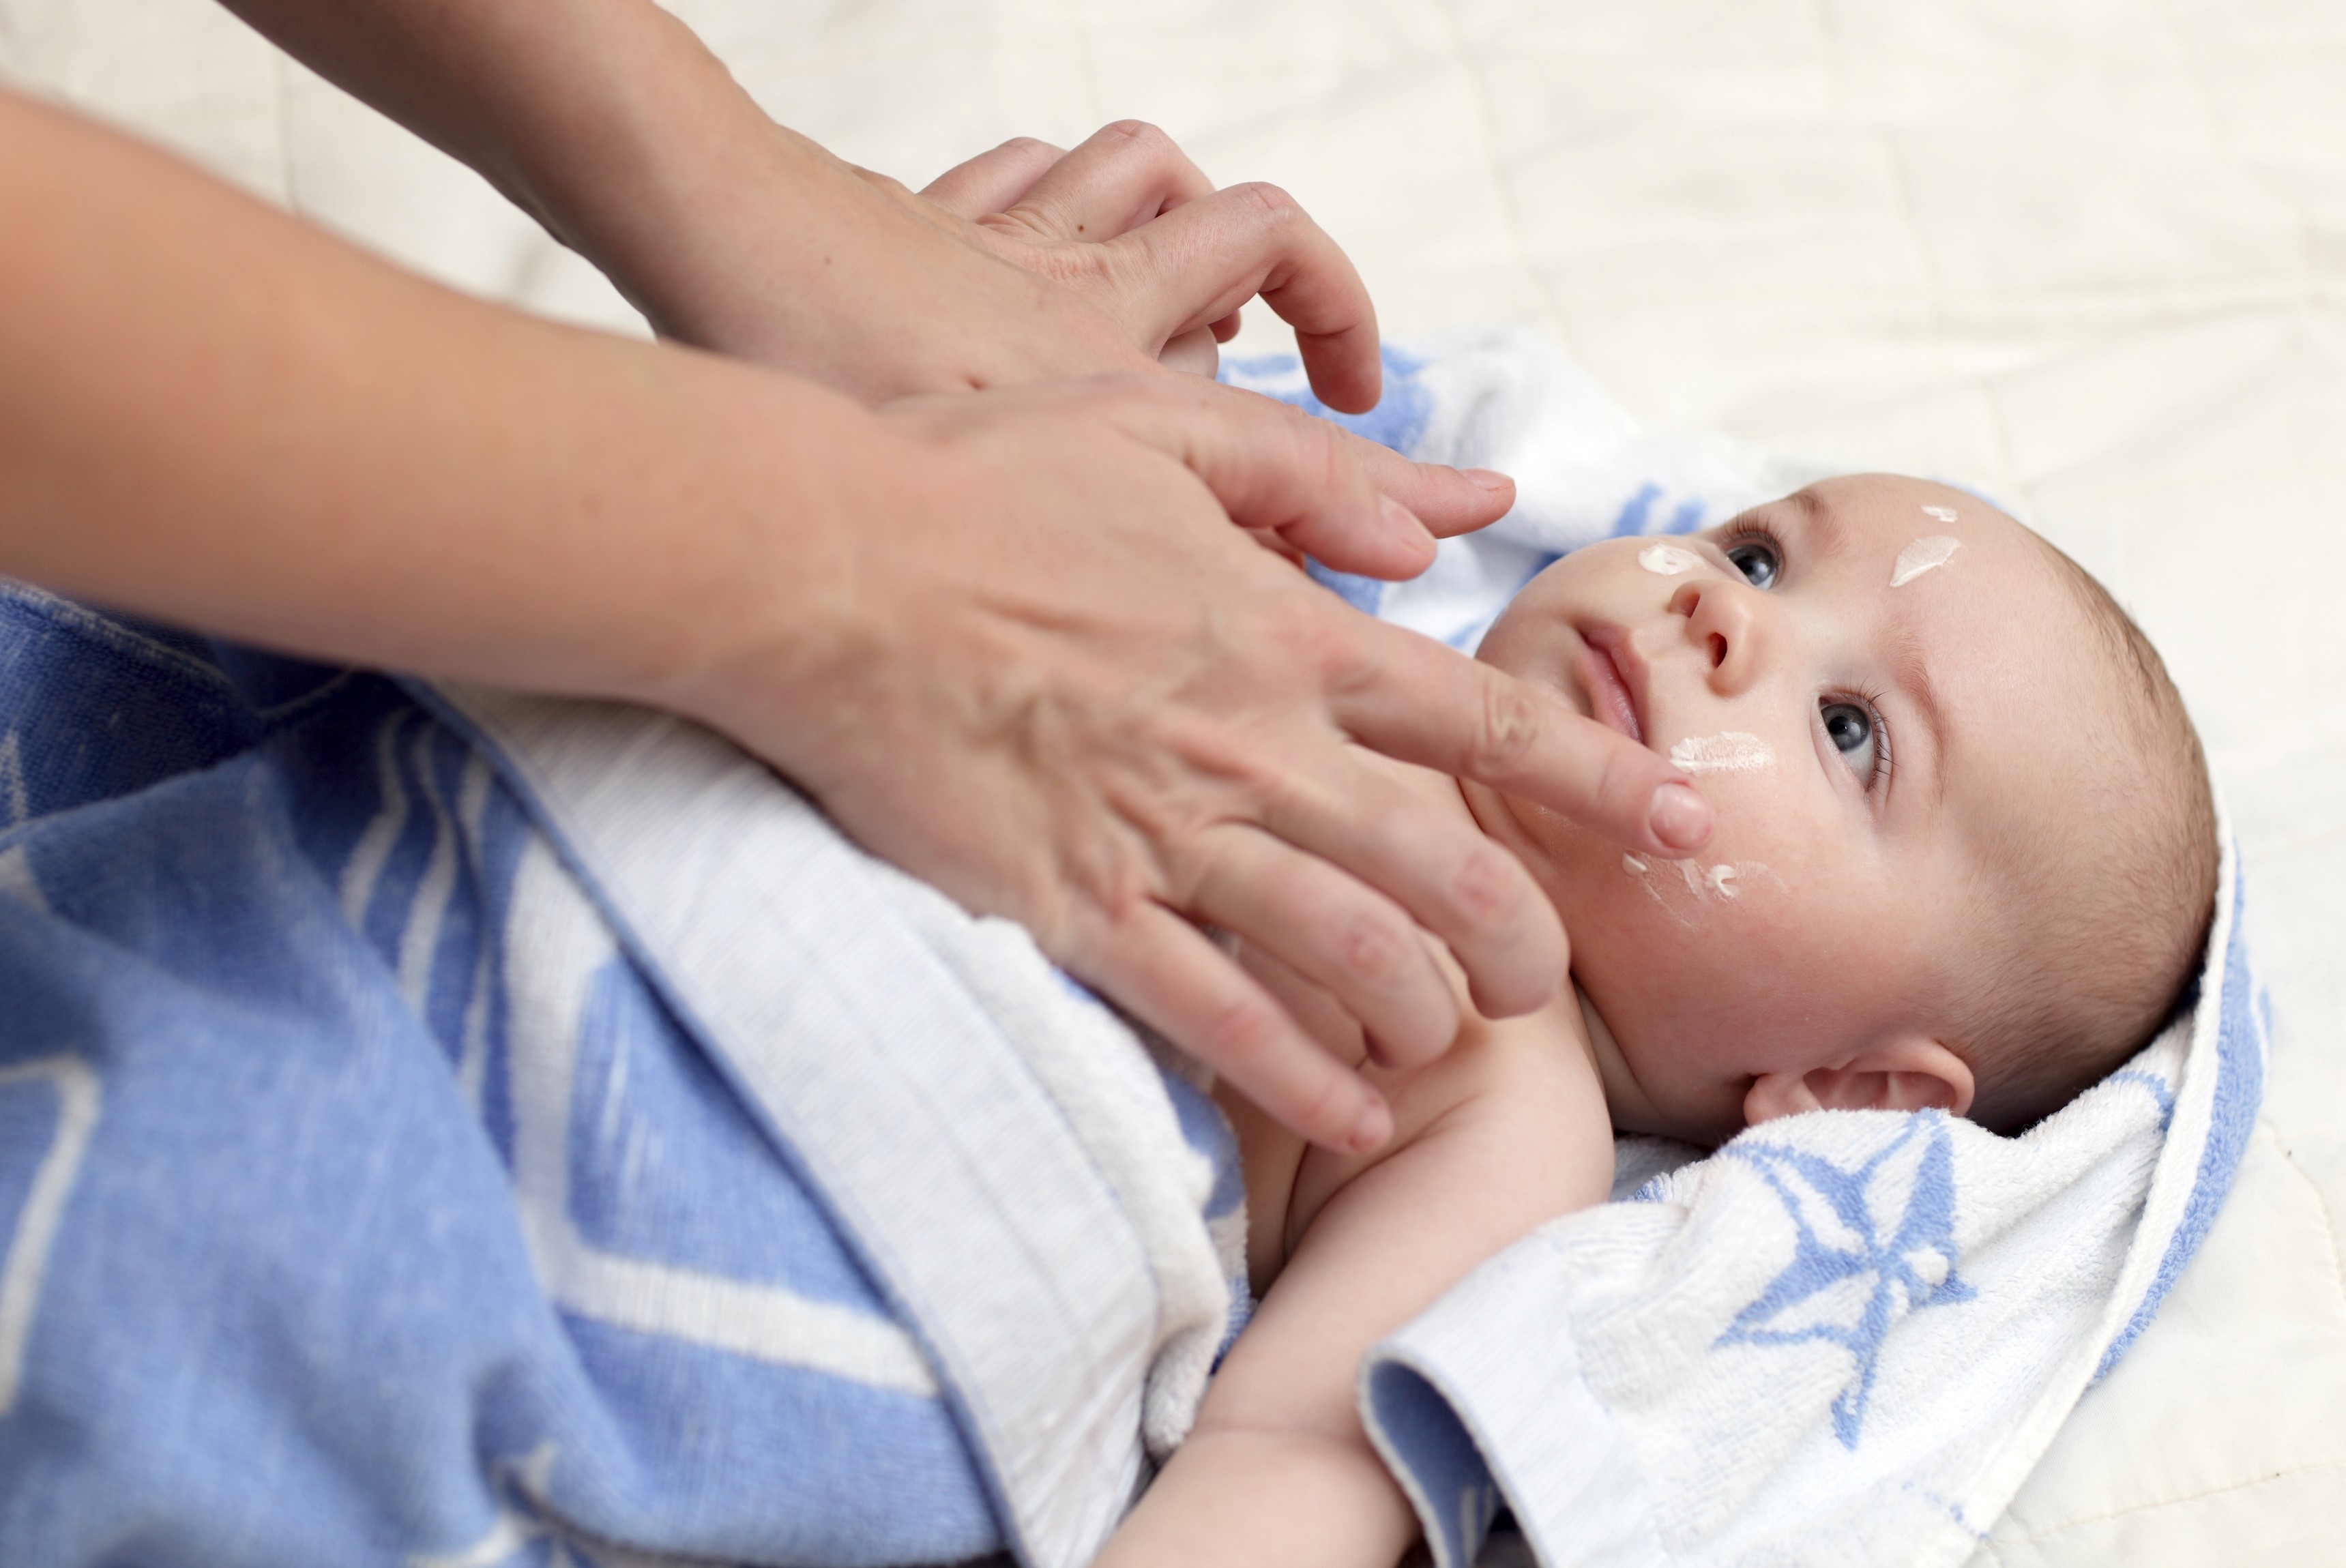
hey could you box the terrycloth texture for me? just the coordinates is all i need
[1227,331,2268,1568]
[0,587,1243,1568]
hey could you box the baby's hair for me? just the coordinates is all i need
[1957,533,2218,1133]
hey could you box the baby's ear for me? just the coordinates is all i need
[1744,1037,1975,1125]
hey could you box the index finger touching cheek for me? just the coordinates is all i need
[1334,630,1716,859]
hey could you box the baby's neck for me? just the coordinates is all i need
[1574,981,1659,1136]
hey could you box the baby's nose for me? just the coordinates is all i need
[1669,580,1764,692]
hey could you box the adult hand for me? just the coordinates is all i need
[666,374,1714,1151]
[902,121,1362,397]
[216,0,1382,411]
[3,85,1711,1151]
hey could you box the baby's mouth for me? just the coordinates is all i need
[1578,635,1645,744]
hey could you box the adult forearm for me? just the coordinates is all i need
[0,85,876,703]
[212,0,1029,383]
[209,0,1408,409]
[214,0,830,338]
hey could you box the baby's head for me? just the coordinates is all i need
[1465,475,2216,1142]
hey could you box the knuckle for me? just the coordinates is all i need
[1200,990,1280,1070]
[1448,840,1521,928]
[1230,181,1302,226]
[1333,908,1415,992]
[1102,118,1169,151]
[1467,679,1542,781]
[998,135,1056,159]
[1287,606,1377,692]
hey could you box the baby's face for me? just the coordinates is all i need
[1464,475,2098,1143]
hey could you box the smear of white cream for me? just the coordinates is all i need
[1890,535,1962,587]
[1707,865,1739,898]
[1668,731,1774,774]
[1622,854,1649,876]
[1638,544,1701,576]
[1921,504,1959,523]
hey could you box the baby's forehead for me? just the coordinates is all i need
[1763,475,2124,799]
[1755,476,2071,630]
[1760,474,2005,551]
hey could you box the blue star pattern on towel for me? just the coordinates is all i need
[1716,1112,1975,1448]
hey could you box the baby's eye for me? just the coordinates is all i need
[1725,537,1780,589]
[1821,700,1879,783]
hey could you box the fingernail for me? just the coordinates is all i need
[1348,1096,1393,1153]
[1464,468,1514,494]
[1648,780,1712,852]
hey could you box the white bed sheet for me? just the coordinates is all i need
[5,0,2340,1560]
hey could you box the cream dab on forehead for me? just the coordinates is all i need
[1890,534,1962,587]
[1638,544,1701,576]
[1668,731,1773,774]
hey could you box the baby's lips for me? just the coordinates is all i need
[1647,780,1713,853]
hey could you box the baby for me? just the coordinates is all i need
[1097,473,2217,1567]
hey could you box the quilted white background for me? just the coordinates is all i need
[4,1,2341,1560]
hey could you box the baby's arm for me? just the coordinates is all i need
[1098,979,1615,1568]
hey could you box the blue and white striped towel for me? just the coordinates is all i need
[0,600,1244,1568]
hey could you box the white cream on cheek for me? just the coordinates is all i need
[1922,504,1959,523]
[1619,850,1772,921]
[1890,534,1962,587]
[1668,731,1774,774]
[1638,544,1701,576]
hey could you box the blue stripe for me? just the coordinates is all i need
[2094,857,2264,1379]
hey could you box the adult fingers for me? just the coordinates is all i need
[1096,380,1431,578]
[1336,428,1515,540]
[1113,381,1523,578]
[1248,748,1571,1026]
[1333,629,1716,858]
[1185,823,1460,1070]
[1101,183,1381,413]
[1158,325,1220,379]
[993,120,1218,241]
[1076,901,1392,1153]
[920,136,1067,220]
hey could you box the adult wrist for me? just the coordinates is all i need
[612,383,969,775]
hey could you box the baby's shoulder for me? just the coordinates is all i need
[1246,983,1610,1283]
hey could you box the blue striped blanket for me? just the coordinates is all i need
[0,601,1242,1568]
